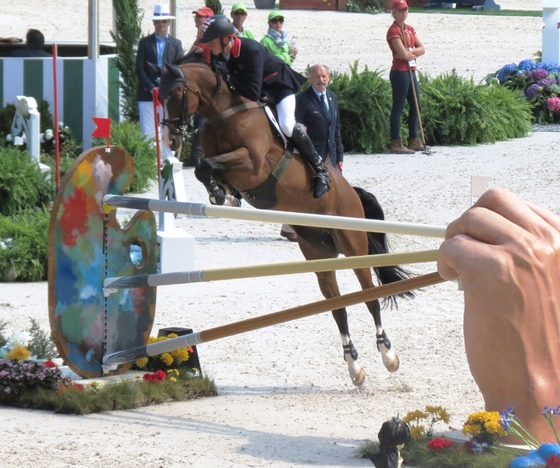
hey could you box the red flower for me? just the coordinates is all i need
[427,438,453,452]
[547,454,560,468]
[74,384,85,391]
[44,360,56,368]
[143,370,166,383]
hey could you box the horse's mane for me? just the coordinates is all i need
[179,50,209,66]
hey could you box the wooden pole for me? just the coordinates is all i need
[103,249,439,289]
[102,272,445,368]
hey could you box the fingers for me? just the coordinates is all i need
[438,234,498,282]
[445,188,555,245]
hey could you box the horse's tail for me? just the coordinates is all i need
[352,186,415,306]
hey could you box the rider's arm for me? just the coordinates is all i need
[227,41,264,102]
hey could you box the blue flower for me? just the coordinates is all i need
[525,83,542,98]
[518,59,537,71]
[497,63,518,83]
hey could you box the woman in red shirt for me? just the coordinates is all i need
[386,0,426,154]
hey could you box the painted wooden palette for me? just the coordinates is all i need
[48,146,158,378]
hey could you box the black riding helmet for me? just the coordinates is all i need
[199,14,235,43]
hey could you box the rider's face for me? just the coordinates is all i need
[207,37,224,55]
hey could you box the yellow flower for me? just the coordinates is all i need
[161,353,174,366]
[172,348,189,363]
[410,425,426,440]
[486,419,507,436]
[6,345,31,361]
[169,377,177,382]
[135,357,148,368]
[426,405,451,424]
[403,409,428,424]
[463,423,482,436]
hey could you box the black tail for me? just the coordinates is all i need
[353,186,415,306]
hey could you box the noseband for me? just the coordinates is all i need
[161,67,222,136]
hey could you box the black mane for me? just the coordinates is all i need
[179,50,207,65]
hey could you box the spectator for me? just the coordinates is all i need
[11,29,51,57]
[386,0,426,154]
[279,64,343,242]
[135,4,183,159]
[260,10,297,66]
[200,15,330,199]
[230,2,255,39]
[438,188,560,442]
[185,5,215,168]
[296,64,343,173]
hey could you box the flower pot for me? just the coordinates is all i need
[254,0,276,9]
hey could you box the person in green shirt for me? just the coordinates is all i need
[260,10,297,66]
[230,2,255,39]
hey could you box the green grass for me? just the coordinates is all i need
[409,7,541,17]
[0,372,217,414]
[359,438,518,468]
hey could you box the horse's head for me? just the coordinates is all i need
[158,63,195,152]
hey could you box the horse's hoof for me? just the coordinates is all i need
[383,354,400,373]
[351,367,366,386]
[224,195,241,207]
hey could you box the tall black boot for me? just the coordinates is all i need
[291,123,331,198]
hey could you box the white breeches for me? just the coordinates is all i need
[276,94,296,137]
[138,101,174,158]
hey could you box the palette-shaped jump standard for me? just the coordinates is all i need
[48,146,158,378]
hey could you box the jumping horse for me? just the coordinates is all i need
[158,53,412,386]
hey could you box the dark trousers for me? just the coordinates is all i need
[389,70,420,140]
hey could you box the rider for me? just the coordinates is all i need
[199,14,331,199]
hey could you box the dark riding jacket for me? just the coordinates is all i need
[213,37,306,105]
[135,33,183,102]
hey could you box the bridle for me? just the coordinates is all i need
[160,66,222,136]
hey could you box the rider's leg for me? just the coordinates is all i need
[276,95,331,199]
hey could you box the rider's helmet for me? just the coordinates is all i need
[199,14,235,43]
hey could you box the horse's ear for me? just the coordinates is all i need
[147,62,163,77]
[164,62,183,80]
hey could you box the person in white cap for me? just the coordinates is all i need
[135,4,183,157]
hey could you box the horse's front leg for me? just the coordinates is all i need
[194,147,253,206]
[194,159,227,205]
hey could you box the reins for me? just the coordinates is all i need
[160,65,222,135]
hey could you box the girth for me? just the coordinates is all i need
[238,145,294,210]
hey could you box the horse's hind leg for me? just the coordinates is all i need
[354,267,399,373]
[315,270,366,386]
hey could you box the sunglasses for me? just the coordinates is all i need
[233,10,247,15]
[270,18,284,24]
[154,20,170,24]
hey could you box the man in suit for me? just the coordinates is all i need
[296,64,344,172]
[135,4,183,157]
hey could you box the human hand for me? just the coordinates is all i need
[0,36,22,43]
[337,161,343,172]
[438,188,560,442]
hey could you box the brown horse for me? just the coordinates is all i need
[158,54,412,386]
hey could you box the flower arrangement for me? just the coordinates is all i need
[403,405,451,440]
[427,437,453,452]
[502,405,560,468]
[133,334,192,372]
[486,59,560,123]
[462,411,507,445]
[0,358,71,395]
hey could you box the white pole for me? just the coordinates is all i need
[542,0,560,64]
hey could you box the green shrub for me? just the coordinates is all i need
[345,0,384,13]
[92,119,157,193]
[420,70,532,145]
[329,61,392,153]
[0,209,51,282]
[111,0,142,121]
[0,147,54,216]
